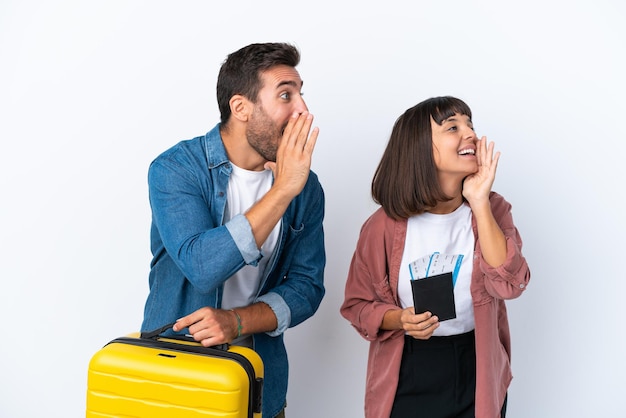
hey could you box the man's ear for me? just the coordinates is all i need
[229,95,252,122]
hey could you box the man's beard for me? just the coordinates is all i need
[246,105,282,162]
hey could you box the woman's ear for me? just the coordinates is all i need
[229,94,252,122]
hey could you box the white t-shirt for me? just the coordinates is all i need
[221,163,280,310]
[397,203,476,336]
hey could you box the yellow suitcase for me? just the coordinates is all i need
[86,324,264,417]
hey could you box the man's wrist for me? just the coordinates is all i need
[230,309,243,339]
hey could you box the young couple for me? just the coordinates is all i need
[141,42,530,418]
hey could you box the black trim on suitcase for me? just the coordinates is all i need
[106,324,263,417]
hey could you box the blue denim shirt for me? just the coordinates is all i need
[141,123,326,417]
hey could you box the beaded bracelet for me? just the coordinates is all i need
[230,309,243,338]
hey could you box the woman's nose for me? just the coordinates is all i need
[462,126,477,140]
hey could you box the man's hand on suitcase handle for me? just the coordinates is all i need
[173,307,239,347]
[173,308,239,346]
[173,302,279,347]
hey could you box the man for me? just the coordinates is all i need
[141,43,326,418]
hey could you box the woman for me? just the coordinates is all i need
[340,96,530,418]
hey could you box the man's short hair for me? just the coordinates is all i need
[217,43,300,124]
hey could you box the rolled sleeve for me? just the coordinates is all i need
[225,214,261,266]
[482,236,530,299]
[256,291,291,336]
[355,302,402,342]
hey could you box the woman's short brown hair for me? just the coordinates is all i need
[371,96,473,220]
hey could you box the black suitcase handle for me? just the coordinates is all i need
[140,322,178,339]
[140,322,229,351]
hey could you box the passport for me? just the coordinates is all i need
[410,271,457,321]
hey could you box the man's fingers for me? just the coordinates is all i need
[173,307,210,331]
[282,112,314,151]
[304,126,319,155]
[281,112,300,142]
[295,113,314,149]
[173,315,196,332]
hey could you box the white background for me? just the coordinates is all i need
[1,1,625,417]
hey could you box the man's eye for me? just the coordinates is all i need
[280,92,290,100]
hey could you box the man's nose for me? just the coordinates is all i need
[293,95,308,114]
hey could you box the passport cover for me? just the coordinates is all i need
[410,271,457,321]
